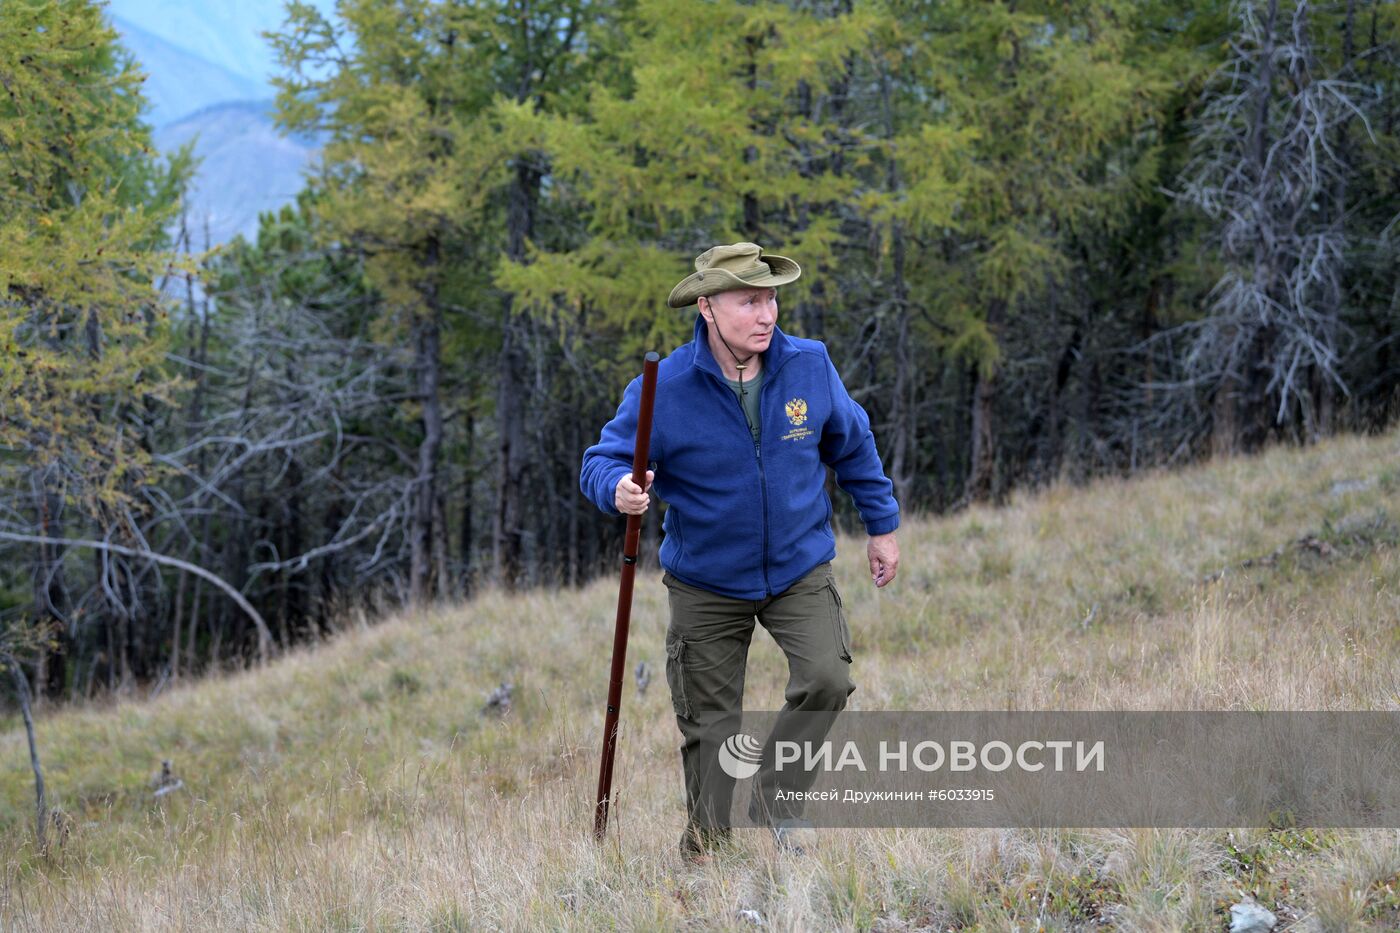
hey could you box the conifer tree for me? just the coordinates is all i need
[503,0,883,413]
[272,0,506,602]
[883,0,1171,500]
[0,0,192,693]
[272,0,622,594]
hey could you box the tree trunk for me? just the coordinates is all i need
[410,265,445,607]
[568,401,581,587]
[881,63,914,509]
[967,299,1006,502]
[171,563,184,682]
[743,34,762,237]
[3,652,46,853]
[968,362,998,502]
[433,486,452,600]
[1240,0,1280,451]
[183,266,213,677]
[1315,0,1355,442]
[29,470,72,707]
[284,451,305,638]
[1212,368,1241,458]
[1028,324,1081,482]
[889,267,913,507]
[460,412,475,596]
[1141,277,1160,464]
[494,161,538,589]
[495,307,526,588]
[1242,324,1278,451]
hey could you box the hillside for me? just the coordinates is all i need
[105,0,335,245]
[106,0,339,101]
[3,428,1400,930]
[111,17,267,129]
[153,101,322,247]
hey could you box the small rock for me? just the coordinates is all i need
[482,681,513,716]
[1229,899,1277,933]
[153,779,184,799]
[735,908,764,926]
[150,759,184,798]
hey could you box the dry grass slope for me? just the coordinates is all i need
[3,428,1400,930]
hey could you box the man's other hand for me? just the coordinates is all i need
[615,469,655,515]
[868,532,900,587]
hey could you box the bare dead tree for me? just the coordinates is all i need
[1167,0,1373,451]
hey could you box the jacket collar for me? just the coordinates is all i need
[688,313,798,381]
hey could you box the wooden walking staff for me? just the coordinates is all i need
[593,351,661,841]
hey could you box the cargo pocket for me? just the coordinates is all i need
[665,632,692,719]
[826,580,852,663]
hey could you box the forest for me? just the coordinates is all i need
[2,0,1397,703]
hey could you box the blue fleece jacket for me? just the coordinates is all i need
[580,316,900,600]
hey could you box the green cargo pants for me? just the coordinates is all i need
[662,561,854,855]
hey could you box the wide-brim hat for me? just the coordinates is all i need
[666,241,801,309]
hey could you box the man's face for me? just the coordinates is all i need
[701,286,778,357]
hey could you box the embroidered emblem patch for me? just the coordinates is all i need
[781,398,813,442]
[785,398,808,426]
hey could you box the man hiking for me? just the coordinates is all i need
[580,241,901,863]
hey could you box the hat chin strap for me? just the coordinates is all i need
[704,297,760,411]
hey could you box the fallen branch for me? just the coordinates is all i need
[0,532,272,662]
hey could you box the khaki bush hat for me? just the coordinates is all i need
[666,242,801,309]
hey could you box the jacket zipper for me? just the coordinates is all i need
[752,378,771,596]
[715,369,772,596]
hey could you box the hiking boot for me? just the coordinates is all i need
[679,824,732,866]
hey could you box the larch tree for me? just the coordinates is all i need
[508,0,878,334]
[272,0,620,596]
[501,0,884,484]
[889,0,1172,502]
[0,0,195,696]
[271,0,505,605]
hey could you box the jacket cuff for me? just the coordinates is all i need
[863,513,900,536]
[601,466,632,514]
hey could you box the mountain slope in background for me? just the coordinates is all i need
[107,0,317,95]
[154,102,321,248]
[112,17,265,129]
[105,0,338,244]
